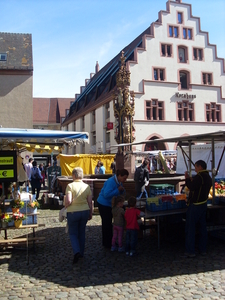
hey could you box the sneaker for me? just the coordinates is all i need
[200,252,207,256]
[111,246,117,252]
[118,247,125,252]
[130,251,137,257]
[126,252,129,256]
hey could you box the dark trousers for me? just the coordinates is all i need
[185,202,207,254]
[97,202,112,248]
[125,229,138,254]
[31,179,41,200]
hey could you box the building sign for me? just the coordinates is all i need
[0,151,17,182]
[175,92,196,99]
[107,122,113,130]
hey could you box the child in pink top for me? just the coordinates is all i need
[124,196,145,256]
[111,195,125,252]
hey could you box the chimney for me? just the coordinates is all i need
[95,61,99,73]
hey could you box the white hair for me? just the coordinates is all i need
[72,167,83,179]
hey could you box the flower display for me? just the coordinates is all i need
[1,213,12,223]
[10,199,24,208]
[12,213,26,221]
[28,201,40,208]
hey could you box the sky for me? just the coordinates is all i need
[1,0,225,98]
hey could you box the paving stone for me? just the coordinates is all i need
[0,207,225,299]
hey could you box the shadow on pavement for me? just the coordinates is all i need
[1,223,225,288]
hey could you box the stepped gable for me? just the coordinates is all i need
[0,32,33,70]
[63,0,225,126]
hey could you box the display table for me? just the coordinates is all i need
[144,208,187,249]
[144,204,225,249]
[0,194,45,250]
[0,222,45,250]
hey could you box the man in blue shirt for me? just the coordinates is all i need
[99,162,106,174]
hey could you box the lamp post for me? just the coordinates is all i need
[113,51,135,169]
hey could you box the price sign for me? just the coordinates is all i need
[0,151,17,182]
[0,170,14,178]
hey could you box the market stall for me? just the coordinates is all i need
[111,130,225,245]
[112,130,225,203]
[0,128,89,250]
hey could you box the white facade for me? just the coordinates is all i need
[128,1,225,152]
[62,0,225,154]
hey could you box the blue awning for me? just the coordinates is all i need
[0,128,89,151]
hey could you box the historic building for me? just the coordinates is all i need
[0,32,33,128]
[33,97,74,130]
[62,0,225,154]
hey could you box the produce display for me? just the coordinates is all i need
[208,180,225,199]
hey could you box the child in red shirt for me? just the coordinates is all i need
[124,196,145,256]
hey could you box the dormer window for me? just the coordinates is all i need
[0,53,7,61]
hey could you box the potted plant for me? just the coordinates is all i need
[12,213,26,228]
[27,201,40,213]
[1,213,13,228]
[10,199,25,213]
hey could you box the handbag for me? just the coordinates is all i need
[59,207,67,222]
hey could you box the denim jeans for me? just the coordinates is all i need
[136,188,148,200]
[185,202,207,254]
[125,229,138,253]
[67,210,89,256]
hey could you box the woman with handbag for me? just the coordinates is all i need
[65,167,92,264]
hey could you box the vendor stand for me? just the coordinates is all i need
[0,128,89,252]
[112,130,225,246]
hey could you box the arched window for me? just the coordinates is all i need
[144,136,166,151]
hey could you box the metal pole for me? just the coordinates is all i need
[188,141,192,176]
[211,138,215,205]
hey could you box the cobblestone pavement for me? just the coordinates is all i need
[0,208,225,299]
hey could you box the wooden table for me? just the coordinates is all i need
[0,212,45,250]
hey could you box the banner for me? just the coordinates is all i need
[59,154,115,176]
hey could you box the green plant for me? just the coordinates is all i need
[1,213,12,223]
[10,199,24,208]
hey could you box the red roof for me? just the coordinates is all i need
[33,98,74,124]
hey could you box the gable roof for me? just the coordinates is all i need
[0,32,33,70]
[62,26,151,125]
[33,98,74,125]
